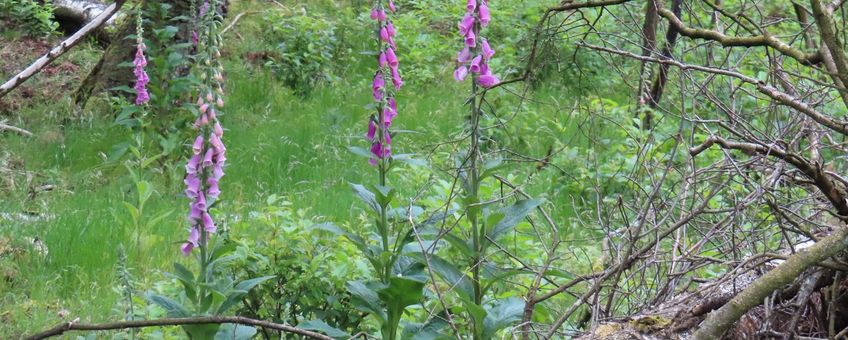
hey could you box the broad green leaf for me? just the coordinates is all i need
[122,202,139,224]
[171,263,194,285]
[346,280,386,322]
[393,154,428,167]
[482,297,525,339]
[234,275,275,291]
[184,324,221,340]
[348,146,376,159]
[378,276,426,322]
[443,233,474,260]
[215,324,257,340]
[402,316,450,340]
[427,255,473,300]
[146,293,189,317]
[298,319,350,338]
[487,199,543,242]
[351,183,380,213]
[460,296,487,339]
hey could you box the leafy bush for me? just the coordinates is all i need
[0,0,58,36]
[261,9,356,95]
[227,195,367,335]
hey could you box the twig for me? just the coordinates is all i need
[0,122,33,137]
[0,0,126,99]
[221,11,259,35]
[26,316,334,340]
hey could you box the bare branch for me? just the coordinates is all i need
[25,316,334,340]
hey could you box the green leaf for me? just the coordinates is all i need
[379,276,426,322]
[216,290,248,315]
[443,233,474,260]
[351,183,380,213]
[392,154,428,167]
[234,275,275,291]
[402,316,450,340]
[184,324,221,340]
[347,146,376,159]
[427,255,473,300]
[372,184,395,208]
[215,324,257,340]
[171,263,194,285]
[146,293,189,317]
[461,296,487,339]
[487,199,543,242]
[210,242,237,261]
[346,281,386,322]
[482,297,525,339]
[145,209,173,229]
[298,319,350,338]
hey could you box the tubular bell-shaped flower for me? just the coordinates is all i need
[453,0,500,88]
[366,0,402,165]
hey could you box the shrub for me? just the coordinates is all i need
[0,0,58,37]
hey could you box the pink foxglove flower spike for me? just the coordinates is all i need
[454,0,500,88]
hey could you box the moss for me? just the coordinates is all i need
[629,315,672,333]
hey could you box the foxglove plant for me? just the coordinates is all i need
[422,2,537,339]
[320,2,427,339]
[147,2,272,338]
[133,8,150,105]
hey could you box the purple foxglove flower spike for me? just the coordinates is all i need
[207,179,221,199]
[186,155,200,175]
[133,45,150,105]
[467,0,476,12]
[213,163,225,180]
[189,203,202,221]
[185,174,201,198]
[389,0,396,12]
[373,72,385,101]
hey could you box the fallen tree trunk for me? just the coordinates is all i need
[53,0,117,27]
